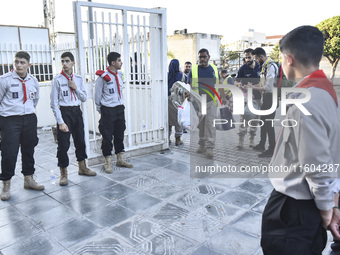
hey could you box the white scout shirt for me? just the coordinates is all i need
[50,72,87,125]
[94,69,124,113]
[0,70,39,116]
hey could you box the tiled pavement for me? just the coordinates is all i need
[0,104,338,254]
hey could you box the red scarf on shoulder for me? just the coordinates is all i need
[297,70,338,107]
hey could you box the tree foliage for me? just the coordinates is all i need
[316,16,340,82]
[220,44,240,67]
[270,43,280,63]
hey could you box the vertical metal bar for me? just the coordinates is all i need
[115,14,120,53]
[101,12,107,70]
[86,9,97,149]
[161,9,168,146]
[94,11,100,74]
[136,15,144,142]
[130,15,138,141]
[143,16,150,141]
[122,8,132,148]
[73,1,91,157]
[108,13,113,53]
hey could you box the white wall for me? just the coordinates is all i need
[35,82,56,127]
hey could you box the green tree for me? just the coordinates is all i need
[270,43,280,63]
[220,44,240,68]
[167,48,175,59]
[316,16,340,82]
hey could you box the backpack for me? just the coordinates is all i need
[264,60,292,101]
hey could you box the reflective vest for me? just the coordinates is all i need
[223,75,233,85]
[223,75,233,98]
[191,64,219,93]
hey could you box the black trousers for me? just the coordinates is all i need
[261,190,327,255]
[0,114,38,180]
[99,105,126,157]
[260,93,276,151]
[57,106,87,167]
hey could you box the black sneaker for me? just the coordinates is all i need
[258,149,273,158]
[253,143,265,151]
[183,129,188,133]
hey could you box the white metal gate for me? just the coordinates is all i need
[73,1,168,160]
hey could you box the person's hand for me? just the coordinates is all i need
[329,208,340,240]
[247,82,253,88]
[184,91,190,101]
[222,97,227,105]
[68,80,77,90]
[59,123,69,132]
[320,209,333,229]
[234,81,242,88]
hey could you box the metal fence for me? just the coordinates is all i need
[73,1,168,158]
[0,43,53,81]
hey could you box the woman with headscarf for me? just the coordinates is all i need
[168,59,185,146]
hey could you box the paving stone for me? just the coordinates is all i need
[7,189,45,206]
[117,192,162,213]
[0,232,64,255]
[251,198,269,214]
[164,161,190,174]
[77,175,116,192]
[122,174,162,191]
[14,195,61,216]
[168,210,225,243]
[134,230,198,255]
[203,200,246,225]
[238,179,273,197]
[0,219,42,248]
[103,167,139,182]
[206,226,261,255]
[151,203,189,225]
[97,183,138,202]
[138,154,176,167]
[69,229,134,254]
[230,211,262,237]
[217,190,260,209]
[111,217,167,246]
[65,193,112,215]
[48,184,91,204]
[85,203,135,228]
[47,218,100,248]
[0,206,25,227]
[29,204,79,230]
[191,245,224,255]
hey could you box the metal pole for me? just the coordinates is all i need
[88,0,94,40]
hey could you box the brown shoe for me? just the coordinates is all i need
[59,167,68,186]
[206,148,214,159]
[1,180,11,201]
[116,152,133,168]
[175,136,183,146]
[78,160,97,176]
[196,146,206,154]
[104,156,113,174]
[24,175,44,191]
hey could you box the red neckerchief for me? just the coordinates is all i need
[60,70,77,101]
[297,70,338,107]
[106,67,121,99]
[17,77,27,104]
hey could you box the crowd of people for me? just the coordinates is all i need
[0,24,339,254]
[167,25,340,254]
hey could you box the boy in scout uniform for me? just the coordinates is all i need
[95,51,133,173]
[50,52,96,186]
[0,51,44,201]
